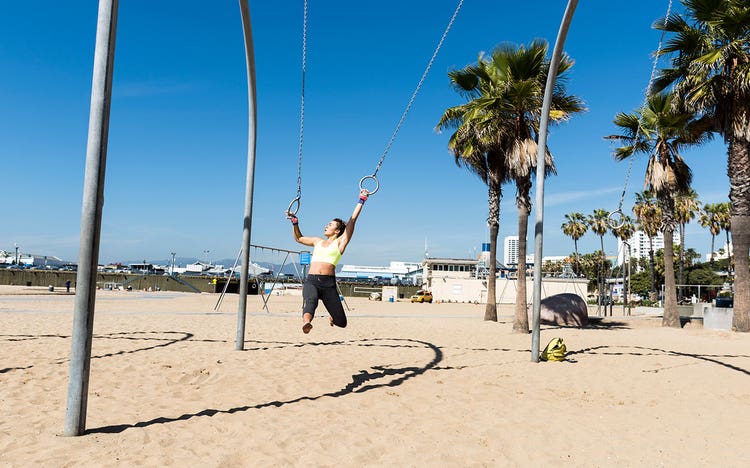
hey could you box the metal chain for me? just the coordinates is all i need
[371,0,464,177]
[296,0,308,199]
[616,0,674,212]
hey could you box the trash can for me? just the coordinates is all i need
[48,285,54,292]
[715,297,734,308]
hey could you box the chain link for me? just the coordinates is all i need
[371,0,464,177]
[295,0,308,200]
[616,0,674,212]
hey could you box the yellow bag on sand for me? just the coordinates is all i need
[540,337,566,361]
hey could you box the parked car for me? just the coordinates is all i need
[410,290,433,303]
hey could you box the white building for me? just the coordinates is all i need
[339,261,422,283]
[421,256,586,303]
[503,236,519,265]
[705,240,733,262]
[617,230,681,267]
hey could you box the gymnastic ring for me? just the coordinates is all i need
[359,174,379,195]
[286,196,301,216]
[608,210,625,230]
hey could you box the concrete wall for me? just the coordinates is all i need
[0,270,260,294]
[428,277,588,304]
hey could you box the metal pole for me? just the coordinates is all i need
[236,0,258,350]
[627,244,632,315]
[64,0,118,436]
[531,0,578,363]
[622,242,628,316]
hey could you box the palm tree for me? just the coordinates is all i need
[437,40,584,327]
[606,91,711,327]
[561,212,588,276]
[699,203,722,267]
[654,0,750,331]
[716,201,732,276]
[633,191,661,297]
[674,189,701,298]
[588,209,610,312]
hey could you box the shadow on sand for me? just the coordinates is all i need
[567,344,750,376]
[0,331,195,373]
[87,337,443,435]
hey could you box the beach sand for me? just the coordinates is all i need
[1,285,748,467]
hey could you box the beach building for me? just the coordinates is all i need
[339,261,422,284]
[2,253,66,269]
[422,254,587,304]
[705,240,732,262]
[616,230,680,267]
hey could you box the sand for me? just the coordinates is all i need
[1,285,749,467]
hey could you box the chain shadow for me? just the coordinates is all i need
[87,337,442,435]
[0,331,195,373]
[567,345,750,376]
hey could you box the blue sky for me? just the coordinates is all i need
[0,1,730,267]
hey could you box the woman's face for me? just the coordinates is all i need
[324,220,341,237]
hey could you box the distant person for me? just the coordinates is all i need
[65,280,71,293]
[288,189,369,333]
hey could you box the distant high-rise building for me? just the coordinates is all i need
[617,230,680,267]
[504,236,519,265]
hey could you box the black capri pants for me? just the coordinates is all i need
[302,274,347,328]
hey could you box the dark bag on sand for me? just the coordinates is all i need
[540,337,566,362]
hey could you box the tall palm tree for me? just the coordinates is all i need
[674,189,701,298]
[716,201,732,275]
[606,91,711,327]
[654,0,750,331]
[633,191,662,296]
[437,40,584,327]
[699,203,722,267]
[561,212,588,276]
[588,209,610,311]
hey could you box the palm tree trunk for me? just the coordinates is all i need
[661,226,680,328]
[728,140,750,332]
[513,203,530,333]
[573,239,579,276]
[709,234,715,266]
[484,183,501,322]
[725,229,732,277]
[731,215,750,331]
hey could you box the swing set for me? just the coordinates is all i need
[64,0,679,435]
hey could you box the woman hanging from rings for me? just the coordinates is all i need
[288,189,369,333]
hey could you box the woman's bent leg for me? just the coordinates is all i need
[320,286,347,328]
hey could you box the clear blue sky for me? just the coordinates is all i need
[0,1,730,267]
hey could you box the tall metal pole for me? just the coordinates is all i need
[64,0,119,436]
[236,0,258,351]
[531,0,578,363]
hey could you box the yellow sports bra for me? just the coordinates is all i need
[311,239,342,266]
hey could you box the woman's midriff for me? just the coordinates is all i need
[308,261,336,276]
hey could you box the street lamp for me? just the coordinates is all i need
[14,243,19,266]
[170,252,176,276]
